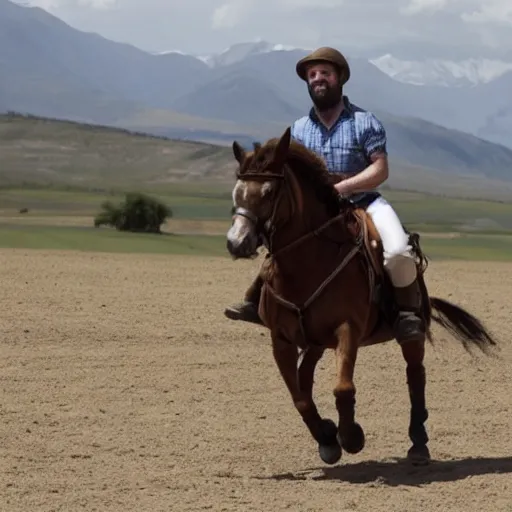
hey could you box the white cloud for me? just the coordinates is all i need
[401,0,449,15]
[211,0,343,29]
[279,0,344,8]
[77,0,116,8]
[401,0,512,25]
[13,0,512,58]
[462,1,512,25]
[23,0,116,8]
[212,1,253,29]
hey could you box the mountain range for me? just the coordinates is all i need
[1,0,511,189]
[177,40,512,88]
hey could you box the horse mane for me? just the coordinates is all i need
[238,138,346,218]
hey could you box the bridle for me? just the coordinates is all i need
[231,167,358,258]
[232,169,287,255]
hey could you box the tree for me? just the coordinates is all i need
[94,192,172,233]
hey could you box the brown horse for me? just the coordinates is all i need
[226,126,499,467]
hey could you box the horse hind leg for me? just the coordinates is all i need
[333,322,365,455]
[401,339,431,465]
[271,333,342,465]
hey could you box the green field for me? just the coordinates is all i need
[2,222,512,262]
[0,224,228,256]
[418,233,512,261]
[0,186,232,221]
[2,186,512,231]
[2,185,512,260]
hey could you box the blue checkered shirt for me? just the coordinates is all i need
[291,95,387,204]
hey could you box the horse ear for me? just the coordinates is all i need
[273,126,291,164]
[232,141,246,163]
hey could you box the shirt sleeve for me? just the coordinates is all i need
[361,113,387,158]
[290,118,304,143]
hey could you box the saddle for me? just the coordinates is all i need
[326,174,385,278]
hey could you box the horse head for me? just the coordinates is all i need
[227,127,348,259]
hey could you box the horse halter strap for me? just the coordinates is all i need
[233,169,286,253]
[236,171,285,181]
[232,206,259,226]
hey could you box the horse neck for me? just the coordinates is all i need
[270,168,338,256]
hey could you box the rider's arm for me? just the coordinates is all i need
[334,113,389,195]
[335,153,389,195]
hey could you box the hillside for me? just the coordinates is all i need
[473,72,512,148]
[2,113,512,201]
[0,113,235,188]
[171,70,303,124]
[372,110,512,181]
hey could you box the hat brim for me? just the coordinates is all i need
[295,53,350,85]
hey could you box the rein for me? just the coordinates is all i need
[233,169,366,347]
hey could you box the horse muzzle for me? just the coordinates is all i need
[226,234,259,259]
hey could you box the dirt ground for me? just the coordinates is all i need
[1,250,511,512]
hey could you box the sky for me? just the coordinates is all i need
[14,0,512,59]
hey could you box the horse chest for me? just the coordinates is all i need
[260,280,343,349]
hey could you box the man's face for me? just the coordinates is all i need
[305,62,342,111]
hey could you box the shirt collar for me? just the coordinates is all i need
[308,95,353,128]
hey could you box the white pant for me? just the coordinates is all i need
[366,196,417,288]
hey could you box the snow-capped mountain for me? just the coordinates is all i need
[195,40,305,68]
[370,54,512,87]
[155,40,307,68]
[156,40,512,87]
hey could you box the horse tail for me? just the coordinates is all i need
[429,297,499,355]
[407,232,498,356]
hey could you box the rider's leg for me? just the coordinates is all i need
[224,270,264,325]
[366,196,425,344]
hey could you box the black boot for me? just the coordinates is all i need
[393,279,425,344]
[224,275,264,325]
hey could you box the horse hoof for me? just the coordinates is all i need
[407,444,431,466]
[317,418,342,465]
[318,442,342,465]
[339,422,365,454]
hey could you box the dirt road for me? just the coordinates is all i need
[1,250,511,511]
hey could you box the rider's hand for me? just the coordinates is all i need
[334,180,351,196]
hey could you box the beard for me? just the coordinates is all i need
[308,81,342,112]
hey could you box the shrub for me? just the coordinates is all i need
[94,192,172,233]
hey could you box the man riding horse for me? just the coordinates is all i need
[224,46,425,345]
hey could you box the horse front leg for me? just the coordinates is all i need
[333,322,366,455]
[401,340,431,465]
[271,332,342,465]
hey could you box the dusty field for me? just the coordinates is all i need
[1,250,511,512]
